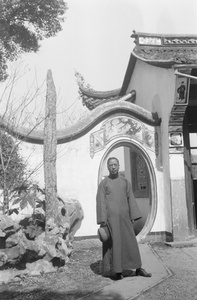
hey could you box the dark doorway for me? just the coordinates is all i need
[183,69,197,231]
[99,142,155,241]
[184,106,197,229]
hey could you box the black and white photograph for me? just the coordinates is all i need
[0,0,197,299]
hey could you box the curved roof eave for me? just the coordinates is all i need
[131,50,176,68]
[79,86,121,99]
[0,100,161,145]
[120,31,197,96]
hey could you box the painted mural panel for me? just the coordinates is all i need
[104,117,142,143]
[90,116,156,158]
[90,129,104,155]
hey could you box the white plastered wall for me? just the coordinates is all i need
[126,60,176,234]
[19,114,162,238]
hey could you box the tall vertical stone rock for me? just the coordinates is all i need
[44,70,58,225]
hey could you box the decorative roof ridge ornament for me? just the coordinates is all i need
[129,30,197,69]
[132,30,197,37]
[75,70,93,90]
[75,70,136,110]
[131,30,197,46]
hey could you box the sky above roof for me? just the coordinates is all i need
[0,0,197,127]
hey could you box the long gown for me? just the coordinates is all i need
[96,174,142,273]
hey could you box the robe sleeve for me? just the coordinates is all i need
[126,179,142,221]
[96,180,107,225]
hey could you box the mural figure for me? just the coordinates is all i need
[176,80,187,103]
[96,157,152,280]
[177,81,186,100]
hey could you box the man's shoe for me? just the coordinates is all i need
[136,267,152,277]
[114,273,123,280]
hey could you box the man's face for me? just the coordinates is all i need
[107,159,119,175]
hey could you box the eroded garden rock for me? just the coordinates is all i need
[26,259,57,276]
[0,185,84,281]
[0,215,14,231]
[0,268,28,284]
[0,251,8,266]
[0,229,5,237]
[5,229,23,248]
[0,215,20,238]
[3,245,23,263]
[60,196,84,242]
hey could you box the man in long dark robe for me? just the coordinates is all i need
[96,157,151,280]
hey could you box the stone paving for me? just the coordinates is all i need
[0,237,197,300]
[74,237,197,300]
[77,241,171,300]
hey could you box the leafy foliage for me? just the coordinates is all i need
[0,131,27,192]
[10,183,46,238]
[11,183,45,211]
[0,0,68,81]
